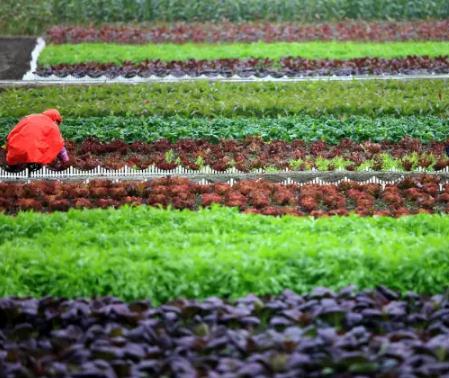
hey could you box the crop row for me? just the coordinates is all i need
[46,20,449,44]
[1,176,449,217]
[3,287,449,377]
[39,42,449,66]
[2,115,448,144]
[3,0,449,36]
[2,138,449,173]
[36,56,449,78]
[2,81,448,118]
[1,205,449,301]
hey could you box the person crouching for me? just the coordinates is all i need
[5,108,69,172]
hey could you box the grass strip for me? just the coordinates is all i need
[1,81,448,118]
[39,41,449,65]
[0,206,448,302]
[1,115,447,144]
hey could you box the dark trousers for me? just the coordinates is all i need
[5,163,42,173]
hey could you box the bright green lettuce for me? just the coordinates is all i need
[39,41,449,65]
[1,206,449,302]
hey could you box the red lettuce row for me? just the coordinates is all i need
[1,175,449,217]
[36,56,449,78]
[46,20,449,44]
[2,287,449,377]
[2,138,447,172]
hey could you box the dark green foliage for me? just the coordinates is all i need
[2,0,449,35]
[1,115,448,143]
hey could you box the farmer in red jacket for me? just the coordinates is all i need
[5,109,69,171]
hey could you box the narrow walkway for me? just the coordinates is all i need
[0,72,446,87]
[0,73,448,87]
[0,38,36,80]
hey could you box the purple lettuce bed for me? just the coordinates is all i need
[2,287,449,377]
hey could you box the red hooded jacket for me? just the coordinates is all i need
[6,109,65,165]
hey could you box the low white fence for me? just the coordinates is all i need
[0,164,448,180]
[1,165,448,191]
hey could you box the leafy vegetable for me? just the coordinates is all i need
[39,41,449,65]
[1,137,448,173]
[2,288,449,376]
[36,56,449,78]
[46,20,449,44]
[2,115,447,143]
[0,206,449,301]
[3,0,449,35]
[1,80,447,118]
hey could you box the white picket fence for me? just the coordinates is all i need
[0,165,294,179]
[11,175,449,192]
[25,165,254,178]
[0,164,447,179]
[1,165,448,190]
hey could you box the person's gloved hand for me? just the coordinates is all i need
[58,147,69,163]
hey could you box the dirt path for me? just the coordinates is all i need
[0,38,36,80]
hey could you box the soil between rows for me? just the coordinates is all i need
[0,37,36,80]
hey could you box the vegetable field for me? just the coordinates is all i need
[1,2,449,377]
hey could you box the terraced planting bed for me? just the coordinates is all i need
[2,5,449,376]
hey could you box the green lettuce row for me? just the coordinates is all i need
[1,80,448,118]
[39,41,449,65]
[1,115,448,143]
[0,206,448,303]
